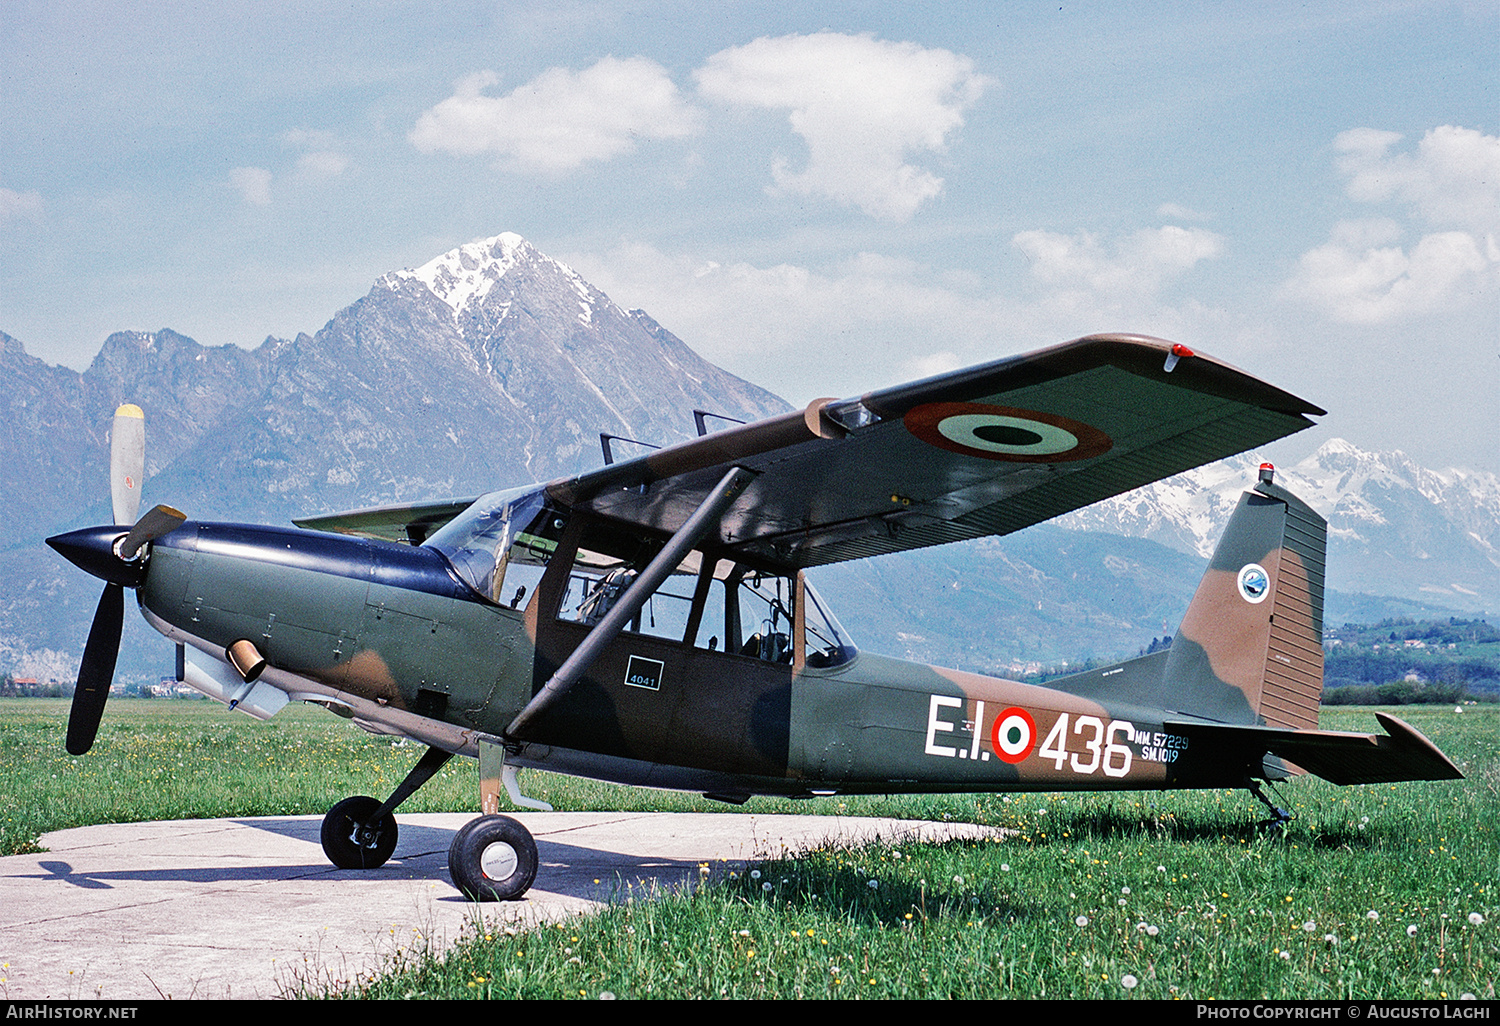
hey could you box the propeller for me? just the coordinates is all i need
[48,404,186,755]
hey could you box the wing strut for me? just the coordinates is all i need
[506,465,755,739]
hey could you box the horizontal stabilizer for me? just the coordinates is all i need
[1166,713,1463,785]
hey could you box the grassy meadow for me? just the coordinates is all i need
[1,698,1495,999]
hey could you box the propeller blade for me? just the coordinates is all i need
[67,583,123,756]
[117,504,187,561]
[110,404,146,527]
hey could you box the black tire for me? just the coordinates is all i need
[448,814,538,901]
[321,795,398,870]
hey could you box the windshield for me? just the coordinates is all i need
[425,485,558,605]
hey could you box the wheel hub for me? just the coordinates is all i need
[480,841,519,880]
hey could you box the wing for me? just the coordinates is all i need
[545,334,1324,571]
[293,498,477,545]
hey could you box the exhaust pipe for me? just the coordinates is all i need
[226,639,267,682]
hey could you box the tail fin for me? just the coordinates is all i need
[1162,470,1327,728]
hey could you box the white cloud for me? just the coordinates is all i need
[229,166,272,205]
[282,128,338,149]
[1289,226,1490,324]
[1336,125,1500,235]
[909,350,964,378]
[566,234,1226,403]
[297,151,350,178]
[694,32,990,221]
[1157,202,1211,222]
[283,129,350,179]
[1013,225,1224,298]
[1288,125,1500,323]
[0,185,44,222]
[410,58,701,173]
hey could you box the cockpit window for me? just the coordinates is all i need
[425,486,558,606]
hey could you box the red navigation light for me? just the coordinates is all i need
[1163,342,1195,372]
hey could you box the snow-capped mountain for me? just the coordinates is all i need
[1060,440,1500,612]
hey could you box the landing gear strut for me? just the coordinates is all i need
[1248,778,1293,830]
[319,744,453,870]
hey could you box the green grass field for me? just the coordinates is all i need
[1,698,1495,999]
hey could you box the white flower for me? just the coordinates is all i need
[1118,898,1128,907]
[867,879,879,889]
[1121,886,1131,895]
[953,875,964,885]
[1469,912,1485,926]
[762,882,772,893]
[1279,950,1291,961]
[1076,916,1089,927]
[750,869,761,879]
[1147,925,1159,937]
[1121,974,1138,990]
[1407,925,1418,937]
[1323,933,1338,944]
[1367,910,1379,921]
[1000,864,1011,872]
[1303,921,1316,932]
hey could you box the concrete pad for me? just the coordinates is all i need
[0,813,997,999]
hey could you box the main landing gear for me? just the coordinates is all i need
[318,743,540,901]
[448,814,539,901]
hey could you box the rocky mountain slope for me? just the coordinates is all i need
[1059,443,1500,613]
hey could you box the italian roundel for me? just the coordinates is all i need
[990,706,1037,764]
[903,403,1112,463]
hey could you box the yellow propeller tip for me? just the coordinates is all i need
[114,404,144,419]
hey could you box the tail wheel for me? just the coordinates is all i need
[321,795,398,870]
[448,814,538,901]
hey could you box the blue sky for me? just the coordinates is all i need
[3,1,1496,475]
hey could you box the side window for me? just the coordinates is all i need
[555,535,699,642]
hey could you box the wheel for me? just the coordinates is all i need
[321,795,398,870]
[448,814,538,901]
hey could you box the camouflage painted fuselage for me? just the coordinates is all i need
[135,482,1316,800]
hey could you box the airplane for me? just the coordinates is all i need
[46,333,1462,902]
